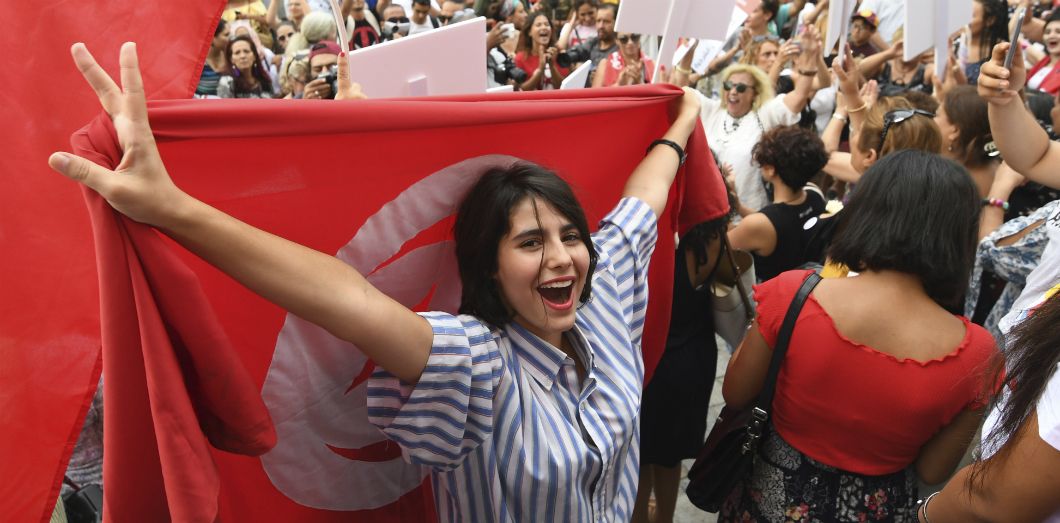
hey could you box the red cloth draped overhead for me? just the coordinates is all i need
[68,85,726,521]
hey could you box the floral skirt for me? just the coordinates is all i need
[719,429,917,522]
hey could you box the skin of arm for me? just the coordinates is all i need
[979,42,1060,188]
[547,47,567,88]
[621,88,702,217]
[922,413,1060,522]
[824,152,862,183]
[781,25,824,114]
[267,0,283,28]
[834,48,870,138]
[721,320,773,408]
[726,213,776,255]
[341,0,353,21]
[914,407,984,485]
[857,41,901,79]
[669,40,698,88]
[977,162,1024,240]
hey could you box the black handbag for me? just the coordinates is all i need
[686,272,822,513]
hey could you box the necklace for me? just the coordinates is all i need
[723,113,744,135]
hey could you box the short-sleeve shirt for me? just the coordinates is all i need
[755,270,999,475]
[696,92,800,211]
[368,198,658,522]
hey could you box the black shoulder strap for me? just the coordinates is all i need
[756,272,821,415]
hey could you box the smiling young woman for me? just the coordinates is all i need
[48,42,704,522]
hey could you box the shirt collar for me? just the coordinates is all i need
[507,322,592,390]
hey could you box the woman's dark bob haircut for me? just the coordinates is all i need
[454,162,598,328]
[827,150,980,308]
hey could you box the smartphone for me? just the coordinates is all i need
[1005,7,1027,70]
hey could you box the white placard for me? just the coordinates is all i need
[673,39,725,74]
[615,0,739,83]
[344,17,486,98]
[902,0,973,81]
[561,60,593,89]
[825,0,857,57]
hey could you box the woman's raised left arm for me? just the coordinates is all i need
[622,88,701,217]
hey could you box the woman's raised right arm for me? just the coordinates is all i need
[50,43,433,384]
[980,42,1060,188]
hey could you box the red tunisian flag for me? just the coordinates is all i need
[0,1,225,521]
[67,85,727,521]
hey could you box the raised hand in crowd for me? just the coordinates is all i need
[978,162,1027,240]
[335,51,367,100]
[977,41,1060,188]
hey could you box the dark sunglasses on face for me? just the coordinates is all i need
[617,34,641,44]
[880,109,935,145]
[723,81,753,93]
[278,32,294,42]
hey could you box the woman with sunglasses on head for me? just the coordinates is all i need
[515,11,569,90]
[677,25,822,213]
[51,42,705,523]
[721,150,999,521]
[591,32,653,87]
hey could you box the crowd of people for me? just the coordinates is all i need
[53,0,1060,522]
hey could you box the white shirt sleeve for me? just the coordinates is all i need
[758,94,801,130]
[1039,363,1060,451]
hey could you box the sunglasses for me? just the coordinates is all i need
[723,81,754,93]
[617,34,641,44]
[880,109,935,145]
[278,32,295,42]
[438,15,452,22]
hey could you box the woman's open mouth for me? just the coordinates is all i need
[538,278,574,310]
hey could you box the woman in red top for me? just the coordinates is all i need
[1026,11,1060,96]
[514,12,569,91]
[720,150,999,522]
[591,32,654,87]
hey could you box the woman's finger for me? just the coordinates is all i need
[71,43,121,115]
[48,152,116,196]
[118,42,149,124]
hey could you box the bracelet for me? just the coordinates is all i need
[847,101,870,113]
[831,113,848,122]
[982,198,1010,211]
[798,68,819,76]
[675,65,693,75]
[647,139,686,165]
[916,491,939,523]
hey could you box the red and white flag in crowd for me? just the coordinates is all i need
[69,85,726,521]
[3,0,728,520]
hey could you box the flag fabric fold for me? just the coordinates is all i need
[73,84,726,521]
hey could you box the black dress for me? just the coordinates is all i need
[754,189,826,282]
[639,244,718,467]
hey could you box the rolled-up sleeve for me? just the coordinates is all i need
[367,312,503,470]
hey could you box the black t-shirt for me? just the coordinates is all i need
[753,188,826,282]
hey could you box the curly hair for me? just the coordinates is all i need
[753,126,829,190]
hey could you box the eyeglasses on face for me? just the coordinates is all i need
[723,81,753,93]
[617,34,641,44]
[879,109,935,146]
[751,34,780,43]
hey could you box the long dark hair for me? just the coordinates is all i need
[517,12,555,54]
[453,163,598,328]
[972,291,1060,485]
[226,35,273,95]
[827,150,980,309]
[975,0,1009,60]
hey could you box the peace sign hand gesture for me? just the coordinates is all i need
[48,42,189,229]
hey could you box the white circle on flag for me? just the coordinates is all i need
[260,155,520,510]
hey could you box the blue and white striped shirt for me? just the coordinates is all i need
[367,197,657,522]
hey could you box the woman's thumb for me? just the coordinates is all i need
[48,152,112,193]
